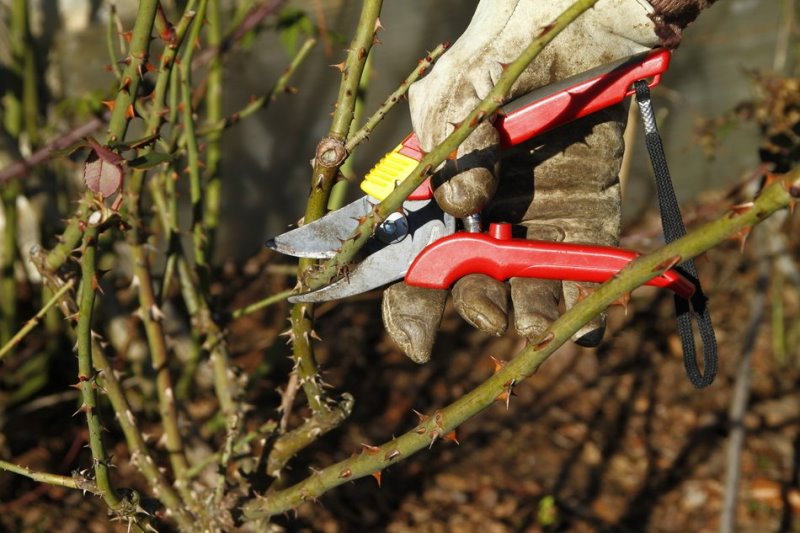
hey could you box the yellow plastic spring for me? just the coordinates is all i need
[360,147,419,201]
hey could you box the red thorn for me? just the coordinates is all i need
[443,431,459,445]
[533,331,555,350]
[490,355,505,374]
[361,443,379,456]
[651,255,682,273]
[371,471,382,487]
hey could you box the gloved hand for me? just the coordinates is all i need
[383,0,718,364]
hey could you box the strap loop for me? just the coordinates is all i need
[633,80,718,389]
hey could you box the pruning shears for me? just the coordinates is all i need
[267,48,694,303]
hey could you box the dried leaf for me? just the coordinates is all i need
[84,155,123,198]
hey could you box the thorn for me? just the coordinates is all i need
[374,18,384,32]
[331,61,347,73]
[149,304,166,322]
[101,99,116,112]
[125,103,136,120]
[119,31,133,43]
[533,331,555,350]
[490,355,505,374]
[611,292,632,316]
[91,273,104,294]
[443,431,459,445]
[384,449,400,461]
[728,201,755,218]
[468,110,487,128]
[73,403,93,417]
[361,443,379,456]
[371,471,382,487]
[338,468,352,479]
[429,431,440,449]
[495,379,517,410]
[574,284,594,303]
[651,255,682,273]
[357,47,367,60]
[412,409,429,423]
[729,226,752,253]
[120,76,132,93]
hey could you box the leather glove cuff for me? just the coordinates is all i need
[648,0,717,48]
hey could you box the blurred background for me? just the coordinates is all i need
[16,0,782,260]
[1,1,798,531]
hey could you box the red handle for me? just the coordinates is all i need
[404,223,695,299]
[400,49,671,201]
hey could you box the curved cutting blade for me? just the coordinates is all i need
[265,196,375,259]
[289,201,455,302]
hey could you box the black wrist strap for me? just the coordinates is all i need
[634,80,718,389]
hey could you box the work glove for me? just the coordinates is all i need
[383,0,718,363]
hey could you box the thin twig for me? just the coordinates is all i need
[719,231,770,533]
[0,117,104,184]
[0,459,97,494]
[195,37,316,138]
[344,41,449,153]
[0,278,74,360]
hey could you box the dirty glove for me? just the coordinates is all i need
[383,0,718,364]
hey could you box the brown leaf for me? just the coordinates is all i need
[84,139,124,198]
[84,158,123,198]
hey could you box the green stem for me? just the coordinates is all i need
[92,340,194,528]
[0,278,74,360]
[329,52,372,211]
[203,0,224,261]
[194,37,316,138]
[0,459,97,494]
[106,2,123,79]
[242,173,800,519]
[106,0,160,143]
[0,182,18,346]
[344,41,449,154]
[231,289,294,318]
[289,0,382,419]
[180,0,210,281]
[76,227,122,509]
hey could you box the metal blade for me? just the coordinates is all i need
[290,201,455,302]
[265,196,375,259]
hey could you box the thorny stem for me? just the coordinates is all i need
[289,0,382,419]
[303,0,600,291]
[266,393,354,476]
[243,173,800,519]
[181,0,211,281]
[344,42,449,153]
[106,0,160,142]
[203,0,224,261]
[195,37,317,138]
[105,1,123,79]
[0,278,74,360]
[121,2,199,488]
[76,227,122,510]
[92,340,194,528]
[0,459,97,494]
